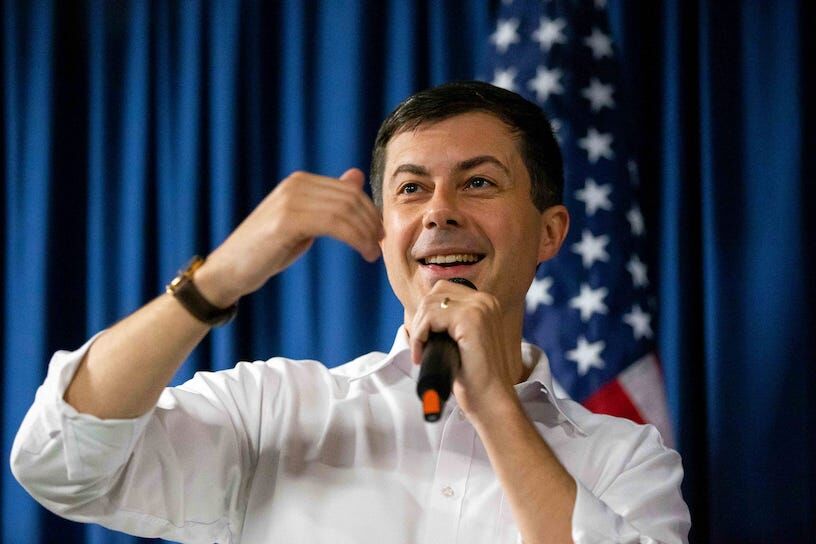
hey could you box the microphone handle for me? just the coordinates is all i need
[416,277,476,422]
[417,331,460,413]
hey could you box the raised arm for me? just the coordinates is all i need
[63,168,383,419]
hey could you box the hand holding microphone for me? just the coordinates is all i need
[416,278,477,422]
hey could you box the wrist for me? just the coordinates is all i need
[166,256,239,326]
[193,258,242,308]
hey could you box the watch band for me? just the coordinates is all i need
[166,256,238,326]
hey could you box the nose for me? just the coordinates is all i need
[423,187,464,229]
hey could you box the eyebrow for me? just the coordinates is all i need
[457,155,510,176]
[390,155,510,182]
[391,163,430,178]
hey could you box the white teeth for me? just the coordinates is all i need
[424,254,481,264]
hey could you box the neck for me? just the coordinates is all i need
[504,311,532,384]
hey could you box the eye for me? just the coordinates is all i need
[465,176,494,190]
[399,182,421,194]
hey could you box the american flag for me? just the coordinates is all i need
[485,0,673,444]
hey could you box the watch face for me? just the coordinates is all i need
[167,275,185,292]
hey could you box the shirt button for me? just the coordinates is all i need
[457,410,467,421]
[441,486,455,498]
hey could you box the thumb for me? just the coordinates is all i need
[338,167,366,190]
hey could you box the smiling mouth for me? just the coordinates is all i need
[418,253,485,267]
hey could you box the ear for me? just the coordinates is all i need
[537,204,570,263]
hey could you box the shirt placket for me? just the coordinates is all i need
[421,406,476,544]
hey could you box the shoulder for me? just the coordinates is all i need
[559,396,673,451]
[174,350,391,399]
[328,351,391,379]
[554,396,682,489]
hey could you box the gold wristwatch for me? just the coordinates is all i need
[166,256,238,326]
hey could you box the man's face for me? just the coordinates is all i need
[379,112,553,325]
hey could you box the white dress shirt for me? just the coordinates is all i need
[11,328,690,543]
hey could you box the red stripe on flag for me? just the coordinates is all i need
[583,379,646,424]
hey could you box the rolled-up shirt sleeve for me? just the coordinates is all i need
[570,424,690,544]
[10,335,263,543]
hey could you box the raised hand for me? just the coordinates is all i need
[196,168,384,307]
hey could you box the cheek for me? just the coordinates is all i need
[499,217,542,264]
[379,215,420,312]
[380,213,415,267]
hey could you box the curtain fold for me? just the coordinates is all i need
[613,0,814,540]
[3,1,54,540]
[2,1,813,542]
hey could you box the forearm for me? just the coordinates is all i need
[63,261,230,419]
[13,321,255,541]
[472,395,576,544]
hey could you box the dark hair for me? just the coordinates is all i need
[369,80,563,211]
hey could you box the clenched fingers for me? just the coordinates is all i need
[409,282,489,364]
[277,172,383,260]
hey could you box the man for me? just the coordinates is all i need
[11,82,690,543]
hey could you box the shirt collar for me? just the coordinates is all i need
[517,341,587,436]
[350,327,586,436]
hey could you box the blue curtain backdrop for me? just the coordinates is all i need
[1,1,813,542]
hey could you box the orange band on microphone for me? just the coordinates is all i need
[422,390,441,420]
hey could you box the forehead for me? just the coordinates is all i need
[384,112,522,172]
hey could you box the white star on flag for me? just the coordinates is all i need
[584,27,613,59]
[581,77,615,112]
[526,276,554,313]
[626,255,649,287]
[527,66,564,102]
[490,18,521,54]
[575,178,613,216]
[492,67,518,91]
[531,17,567,52]
[571,229,610,268]
[578,127,614,163]
[550,118,563,143]
[623,304,653,340]
[627,206,645,236]
[566,336,606,376]
[570,283,609,322]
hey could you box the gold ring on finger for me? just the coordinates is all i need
[440,297,450,309]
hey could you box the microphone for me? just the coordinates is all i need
[416,277,477,422]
